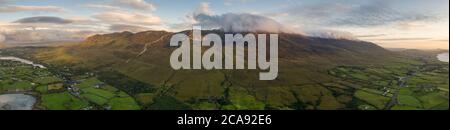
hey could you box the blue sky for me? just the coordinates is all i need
[1,0,282,21]
[0,0,449,49]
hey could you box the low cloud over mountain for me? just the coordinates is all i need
[194,13,293,33]
[306,30,357,40]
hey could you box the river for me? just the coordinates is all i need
[437,53,449,63]
[0,56,46,68]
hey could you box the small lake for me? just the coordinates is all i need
[0,56,43,110]
[437,53,449,63]
[0,94,36,110]
[0,56,46,68]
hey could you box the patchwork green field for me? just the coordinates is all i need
[0,60,139,110]
[328,55,449,110]
[0,44,448,110]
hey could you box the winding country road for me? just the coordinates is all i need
[384,76,409,110]
[384,62,428,110]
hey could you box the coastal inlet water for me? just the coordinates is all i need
[437,53,449,63]
[0,94,36,110]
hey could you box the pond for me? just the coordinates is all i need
[0,94,36,110]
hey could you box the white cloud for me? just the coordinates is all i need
[0,0,165,44]
[83,0,156,11]
[195,2,213,16]
[115,0,156,11]
[170,2,295,33]
[92,10,162,25]
[0,34,5,43]
[14,16,73,24]
[68,16,99,26]
[1,29,98,43]
[194,13,294,33]
[0,5,66,13]
[0,0,7,5]
[223,0,255,6]
[109,24,151,32]
[185,3,292,33]
[83,4,122,11]
[0,16,103,43]
[169,3,210,31]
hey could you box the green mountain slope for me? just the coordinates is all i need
[9,30,446,110]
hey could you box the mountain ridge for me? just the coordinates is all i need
[82,29,391,59]
[22,29,411,110]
